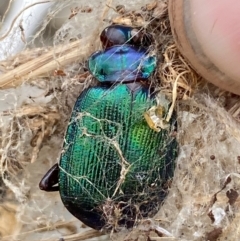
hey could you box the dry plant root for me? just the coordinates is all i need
[0,203,21,241]
[2,105,60,163]
[120,219,176,241]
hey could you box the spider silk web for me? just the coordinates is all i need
[1,0,240,241]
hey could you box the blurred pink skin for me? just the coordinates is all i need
[191,0,240,81]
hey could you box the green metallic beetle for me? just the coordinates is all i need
[39,25,178,230]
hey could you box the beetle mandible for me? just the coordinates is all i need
[39,25,178,230]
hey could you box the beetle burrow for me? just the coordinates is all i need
[39,24,178,231]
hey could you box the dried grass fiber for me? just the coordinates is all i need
[1,0,240,241]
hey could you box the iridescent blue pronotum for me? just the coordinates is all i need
[39,25,178,230]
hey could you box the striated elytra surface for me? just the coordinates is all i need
[88,45,157,82]
[40,24,178,231]
[59,83,178,230]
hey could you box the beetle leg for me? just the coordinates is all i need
[39,163,59,192]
